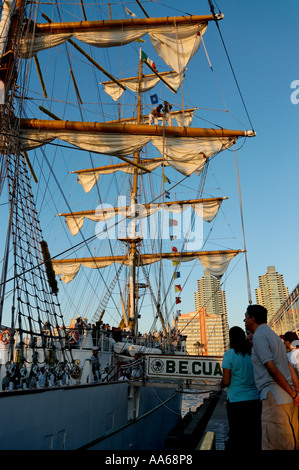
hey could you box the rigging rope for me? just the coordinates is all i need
[233,145,252,304]
[208,0,255,132]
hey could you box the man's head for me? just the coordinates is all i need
[282,331,299,350]
[283,331,298,343]
[244,304,267,333]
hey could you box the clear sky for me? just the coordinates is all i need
[137,0,299,331]
[160,0,299,331]
[195,0,299,328]
[0,0,298,334]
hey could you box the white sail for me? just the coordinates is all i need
[102,71,184,101]
[0,0,16,56]
[74,159,168,193]
[19,129,151,156]
[0,0,256,452]
[52,250,242,284]
[18,128,239,176]
[18,20,208,74]
[61,198,227,236]
[152,136,236,176]
[150,23,207,73]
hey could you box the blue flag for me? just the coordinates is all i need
[150,94,158,104]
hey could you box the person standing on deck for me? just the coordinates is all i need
[90,347,101,383]
[244,304,299,450]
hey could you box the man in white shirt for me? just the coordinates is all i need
[283,330,299,375]
[244,304,299,450]
[149,104,163,125]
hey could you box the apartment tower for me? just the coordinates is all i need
[176,271,229,356]
[255,266,289,322]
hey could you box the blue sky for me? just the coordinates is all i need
[205,0,299,328]
[130,0,299,330]
[0,0,298,333]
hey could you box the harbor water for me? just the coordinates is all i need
[180,390,228,450]
[181,391,211,417]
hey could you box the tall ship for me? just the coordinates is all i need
[0,0,255,450]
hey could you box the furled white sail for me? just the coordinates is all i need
[0,0,16,56]
[18,130,236,176]
[52,259,117,284]
[149,23,207,73]
[102,71,184,101]
[61,198,226,236]
[174,111,194,128]
[152,136,236,176]
[52,249,241,283]
[18,22,207,74]
[198,251,239,279]
[20,130,151,157]
[75,159,168,193]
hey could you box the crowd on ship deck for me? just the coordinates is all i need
[69,318,185,353]
[221,304,299,451]
[1,316,186,389]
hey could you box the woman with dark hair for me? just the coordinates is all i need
[221,326,261,451]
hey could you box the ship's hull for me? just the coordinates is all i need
[0,380,181,450]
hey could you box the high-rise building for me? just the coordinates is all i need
[177,306,228,356]
[255,266,289,322]
[175,271,229,356]
[195,270,228,317]
[269,283,299,337]
[195,270,229,353]
[176,310,204,356]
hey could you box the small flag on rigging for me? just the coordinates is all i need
[150,94,158,104]
[124,6,137,17]
[141,50,157,71]
[169,219,178,226]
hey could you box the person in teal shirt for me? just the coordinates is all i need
[221,326,261,451]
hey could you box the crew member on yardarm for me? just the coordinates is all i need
[149,104,163,125]
[162,100,173,126]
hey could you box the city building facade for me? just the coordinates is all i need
[269,283,299,337]
[195,270,229,354]
[255,266,289,322]
[176,271,229,356]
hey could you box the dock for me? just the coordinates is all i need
[164,390,229,451]
[196,391,228,450]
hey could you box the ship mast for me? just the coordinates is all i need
[10,8,255,339]
[128,49,143,334]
